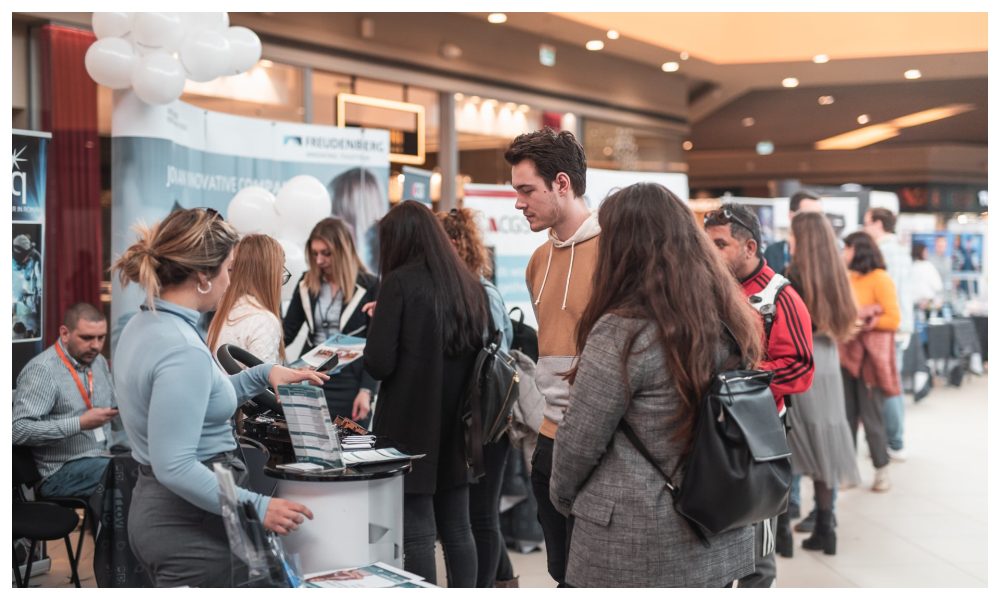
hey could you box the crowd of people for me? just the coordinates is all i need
[13,127,919,588]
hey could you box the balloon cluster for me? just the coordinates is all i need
[85,12,262,105]
[227,176,331,299]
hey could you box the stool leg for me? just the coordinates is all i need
[21,540,37,587]
[73,508,88,576]
[64,535,81,588]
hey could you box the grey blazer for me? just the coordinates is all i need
[551,314,754,587]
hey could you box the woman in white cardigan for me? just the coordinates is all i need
[208,234,289,365]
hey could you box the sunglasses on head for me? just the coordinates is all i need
[705,208,755,238]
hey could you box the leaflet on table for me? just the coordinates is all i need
[303,562,435,588]
[291,333,366,373]
[341,447,423,466]
[276,384,345,470]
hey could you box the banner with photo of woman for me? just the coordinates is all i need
[12,129,50,381]
[110,92,390,350]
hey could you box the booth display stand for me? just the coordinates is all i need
[265,461,410,575]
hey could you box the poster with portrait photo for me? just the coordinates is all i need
[12,222,43,342]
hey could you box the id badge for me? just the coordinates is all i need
[94,426,106,443]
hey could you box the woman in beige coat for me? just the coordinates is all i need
[551,183,763,587]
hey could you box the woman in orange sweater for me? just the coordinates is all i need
[841,231,900,493]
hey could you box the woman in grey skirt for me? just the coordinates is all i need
[784,212,862,556]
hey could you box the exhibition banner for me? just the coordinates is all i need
[110,92,390,347]
[463,184,547,328]
[12,129,50,381]
[584,167,689,207]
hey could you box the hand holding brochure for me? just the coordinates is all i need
[291,333,366,374]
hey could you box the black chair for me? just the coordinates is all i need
[13,446,95,583]
[13,501,82,587]
[238,436,277,497]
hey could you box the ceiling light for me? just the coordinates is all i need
[756,140,775,156]
[782,77,799,88]
[741,117,755,127]
[904,69,922,80]
[818,95,835,105]
[586,40,605,51]
[487,13,507,24]
[454,93,464,101]
[679,51,690,61]
[857,114,870,124]
[606,30,619,40]
[259,59,274,68]
[469,96,481,104]
[888,103,975,128]
[682,140,693,151]
[815,124,900,150]
[813,54,829,64]
[661,61,679,72]
[517,104,530,112]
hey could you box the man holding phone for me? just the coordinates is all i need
[14,303,124,498]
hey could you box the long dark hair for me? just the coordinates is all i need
[788,213,857,341]
[844,231,886,274]
[571,183,763,448]
[378,201,488,354]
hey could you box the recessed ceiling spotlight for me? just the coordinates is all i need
[742,117,756,127]
[487,13,507,24]
[782,77,799,88]
[857,114,870,124]
[679,51,690,61]
[818,95,835,105]
[756,140,775,156]
[661,61,680,72]
[586,40,605,51]
[813,54,830,64]
[517,104,530,112]
[469,96,481,104]
[606,30,619,40]
[454,93,464,101]
[682,140,693,151]
[904,69,922,80]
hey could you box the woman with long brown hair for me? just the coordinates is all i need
[784,212,862,556]
[207,234,288,364]
[549,182,762,587]
[282,217,379,426]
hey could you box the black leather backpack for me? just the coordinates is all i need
[508,307,538,362]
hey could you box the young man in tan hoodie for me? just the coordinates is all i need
[504,128,599,587]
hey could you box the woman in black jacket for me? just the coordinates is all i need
[283,217,379,427]
[364,201,488,587]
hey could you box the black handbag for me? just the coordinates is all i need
[463,313,521,480]
[620,327,792,544]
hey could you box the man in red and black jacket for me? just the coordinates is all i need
[705,203,814,587]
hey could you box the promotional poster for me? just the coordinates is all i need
[110,93,390,350]
[12,129,50,381]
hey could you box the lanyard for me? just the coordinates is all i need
[54,343,94,410]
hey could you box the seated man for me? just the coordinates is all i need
[14,303,121,498]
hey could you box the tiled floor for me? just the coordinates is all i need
[23,369,987,588]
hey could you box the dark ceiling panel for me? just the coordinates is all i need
[690,78,987,152]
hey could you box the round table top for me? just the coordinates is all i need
[264,459,411,482]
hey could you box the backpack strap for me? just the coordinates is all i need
[618,419,711,548]
[748,272,790,346]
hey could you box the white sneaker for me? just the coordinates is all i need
[888,448,908,462]
[872,466,892,492]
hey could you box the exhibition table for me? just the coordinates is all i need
[264,459,411,574]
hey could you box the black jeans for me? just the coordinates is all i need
[404,485,477,587]
[530,435,570,587]
[842,368,889,469]
[468,435,512,587]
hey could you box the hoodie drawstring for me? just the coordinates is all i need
[534,243,554,306]
[561,242,576,310]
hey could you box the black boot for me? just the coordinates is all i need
[775,512,794,558]
[801,509,837,555]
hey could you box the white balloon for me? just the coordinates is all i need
[277,238,308,301]
[132,13,184,52]
[182,12,229,33]
[224,26,262,75]
[180,29,232,82]
[227,187,279,236]
[84,37,136,89]
[274,176,332,241]
[92,12,133,39]
[130,53,186,105]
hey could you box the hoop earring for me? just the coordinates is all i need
[197,280,213,295]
